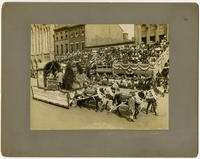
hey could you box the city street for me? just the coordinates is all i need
[31,81,168,130]
[30,24,169,130]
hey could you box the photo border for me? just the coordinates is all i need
[1,2,198,157]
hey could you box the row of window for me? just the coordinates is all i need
[55,29,85,41]
[141,34,165,43]
[56,42,85,54]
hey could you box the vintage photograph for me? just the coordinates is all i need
[30,24,169,130]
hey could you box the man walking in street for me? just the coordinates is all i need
[146,87,158,116]
[128,91,136,121]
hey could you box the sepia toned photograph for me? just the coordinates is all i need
[30,24,169,130]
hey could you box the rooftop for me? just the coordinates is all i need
[54,24,84,31]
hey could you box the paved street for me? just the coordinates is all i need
[31,83,168,130]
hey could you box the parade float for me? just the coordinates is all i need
[31,61,99,109]
[31,61,69,107]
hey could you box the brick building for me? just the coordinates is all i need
[54,24,85,60]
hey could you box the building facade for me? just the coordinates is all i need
[134,24,169,44]
[31,24,55,70]
[54,24,85,60]
[85,24,128,47]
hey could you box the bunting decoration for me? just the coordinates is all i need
[112,48,169,75]
[113,62,154,74]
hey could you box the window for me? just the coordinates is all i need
[56,45,59,54]
[65,34,68,39]
[61,36,63,40]
[65,44,68,53]
[81,42,85,50]
[150,36,155,42]
[70,43,74,52]
[70,32,74,38]
[159,34,165,41]
[56,36,58,40]
[61,44,63,54]
[76,43,79,51]
[75,31,79,37]
[142,37,147,43]
[81,30,85,36]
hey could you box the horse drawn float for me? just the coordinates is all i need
[31,61,99,109]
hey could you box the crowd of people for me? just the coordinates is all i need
[93,39,168,66]
[58,36,168,68]
[43,37,169,122]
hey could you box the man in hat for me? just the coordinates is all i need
[112,81,119,90]
[96,87,106,111]
[128,91,137,121]
[134,90,144,119]
[146,87,158,116]
[104,87,115,100]
[110,89,122,116]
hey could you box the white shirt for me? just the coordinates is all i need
[97,88,104,99]
[135,93,142,104]
[104,87,114,97]
[56,72,64,83]
[146,89,158,100]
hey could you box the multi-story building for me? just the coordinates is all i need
[31,24,55,70]
[134,24,169,44]
[54,24,85,60]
